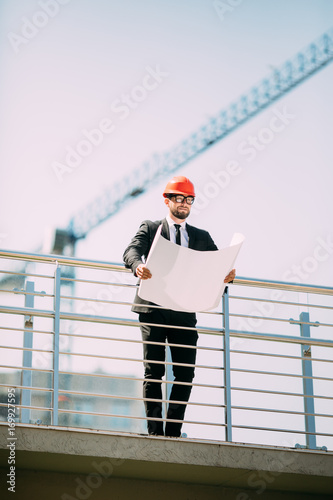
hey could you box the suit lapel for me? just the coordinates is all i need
[160,218,170,240]
[158,219,195,246]
[186,223,196,249]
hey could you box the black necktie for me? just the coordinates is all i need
[174,224,181,245]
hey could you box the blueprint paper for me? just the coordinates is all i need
[138,226,244,312]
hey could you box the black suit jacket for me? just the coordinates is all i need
[123,218,218,313]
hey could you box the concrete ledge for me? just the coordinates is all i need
[1,423,333,497]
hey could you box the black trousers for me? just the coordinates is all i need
[139,308,198,437]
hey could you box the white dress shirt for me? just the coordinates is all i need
[166,215,189,247]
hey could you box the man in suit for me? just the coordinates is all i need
[123,176,235,437]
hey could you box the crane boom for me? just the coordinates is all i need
[67,29,333,241]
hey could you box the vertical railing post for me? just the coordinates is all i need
[164,344,173,423]
[299,311,317,450]
[222,286,232,442]
[52,263,61,426]
[21,281,35,424]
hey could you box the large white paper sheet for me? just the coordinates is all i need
[138,227,245,312]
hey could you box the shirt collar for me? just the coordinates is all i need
[166,214,187,229]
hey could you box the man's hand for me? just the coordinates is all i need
[224,268,236,283]
[136,264,152,280]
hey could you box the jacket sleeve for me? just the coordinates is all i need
[206,231,218,251]
[123,221,151,276]
[192,226,218,251]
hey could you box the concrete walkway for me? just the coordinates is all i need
[0,423,332,499]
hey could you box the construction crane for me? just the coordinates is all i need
[2,29,333,260]
[47,28,332,254]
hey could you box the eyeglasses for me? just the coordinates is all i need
[168,194,195,205]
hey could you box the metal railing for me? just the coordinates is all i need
[0,249,332,450]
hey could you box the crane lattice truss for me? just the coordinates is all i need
[67,30,332,240]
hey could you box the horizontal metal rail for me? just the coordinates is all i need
[56,352,221,371]
[0,384,53,393]
[231,405,332,419]
[231,312,332,327]
[234,276,333,296]
[229,329,333,347]
[0,325,53,336]
[230,294,333,311]
[231,386,333,401]
[0,402,227,428]
[59,276,136,286]
[232,424,332,438]
[0,289,53,298]
[0,364,224,390]
[0,269,54,280]
[0,365,54,374]
[0,249,130,271]
[0,338,222,354]
[1,305,333,347]
[230,367,333,382]
[230,348,333,364]
[1,345,53,354]
[51,409,227,428]
[1,249,333,295]
[0,393,225,410]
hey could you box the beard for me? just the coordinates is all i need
[170,205,190,220]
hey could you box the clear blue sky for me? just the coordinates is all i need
[0,0,332,286]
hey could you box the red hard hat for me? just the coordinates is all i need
[163,176,195,197]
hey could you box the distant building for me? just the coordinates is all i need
[0,369,146,434]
